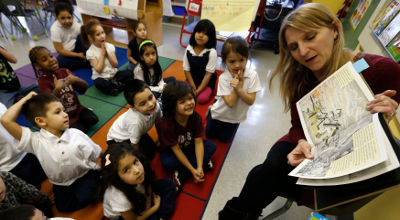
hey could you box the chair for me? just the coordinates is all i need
[0,0,47,36]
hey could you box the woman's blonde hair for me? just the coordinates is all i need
[270,3,350,111]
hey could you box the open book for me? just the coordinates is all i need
[288,61,400,186]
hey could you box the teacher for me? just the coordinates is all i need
[219,3,400,220]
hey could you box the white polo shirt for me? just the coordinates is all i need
[133,65,166,93]
[103,185,131,219]
[210,68,261,123]
[0,103,26,171]
[50,20,81,52]
[86,43,118,80]
[16,127,102,186]
[107,103,162,144]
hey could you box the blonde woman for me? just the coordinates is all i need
[219,3,400,219]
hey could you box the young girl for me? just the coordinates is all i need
[51,0,90,70]
[206,36,261,143]
[100,142,176,220]
[183,19,218,105]
[133,40,175,99]
[157,82,216,186]
[82,19,132,96]
[127,21,147,72]
[29,46,98,133]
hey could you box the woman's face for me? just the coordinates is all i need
[285,26,338,77]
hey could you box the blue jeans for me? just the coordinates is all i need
[0,84,40,107]
[160,139,216,173]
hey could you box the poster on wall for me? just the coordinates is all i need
[76,0,138,20]
[370,0,400,35]
[386,33,400,62]
[377,12,400,46]
[350,0,371,29]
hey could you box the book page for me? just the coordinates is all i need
[297,115,400,186]
[289,62,387,179]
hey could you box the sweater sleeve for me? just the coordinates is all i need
[287,102,306,144]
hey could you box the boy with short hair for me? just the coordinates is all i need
[0,92,102,212]
[107,79,161,159]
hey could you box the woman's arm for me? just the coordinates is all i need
[53,42,85,59]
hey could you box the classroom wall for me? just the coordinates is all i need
[310,0,344,14]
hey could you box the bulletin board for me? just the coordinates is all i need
[200,0,260,32]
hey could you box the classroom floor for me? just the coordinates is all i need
[1,17,317,220]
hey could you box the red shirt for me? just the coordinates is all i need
[38,68,86,125]
[157,112,204,150]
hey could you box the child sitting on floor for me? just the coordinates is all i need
[157,82,216,187]
[0,102,47,190]
[107,79,162,159]
[183,19,218,105]
[29,46,98,134]
[51,0,91,70]
[82,19,132,96]
[0,92,102,212]
[206,36,261,143]
[0,43,39,108]
[0,171,52,217]
[126,21,147,73]
[100,142,176,220]
[133,39,175,99]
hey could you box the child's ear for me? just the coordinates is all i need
[34,116,47,128]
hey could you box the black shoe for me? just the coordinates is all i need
[219,197,261,220]
[109,88,120,96]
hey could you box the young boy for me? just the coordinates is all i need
[0,102,46,190]
[0,92,102,212]
[0,44,39,108]
[107,79,161,159]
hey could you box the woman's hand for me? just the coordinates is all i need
[287,139,314,166]
[366,90,398,123]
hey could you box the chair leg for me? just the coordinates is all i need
[261,199,294,220]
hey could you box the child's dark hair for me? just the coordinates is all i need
[221,36,249,63]
[22,94,60,127]
[161,81,196,120]
[0,204,36,220]
[54,0,74,17]
[124,79,150,107]
[99,142,156,216]
[137,39,162,87]
[29,46,48,78]
[80,19,101,46]
[189,19,217,49]
[133,21,147,34]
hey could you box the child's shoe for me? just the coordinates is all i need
[204,160,213,171]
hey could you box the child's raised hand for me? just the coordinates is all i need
[24,91,37,100]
